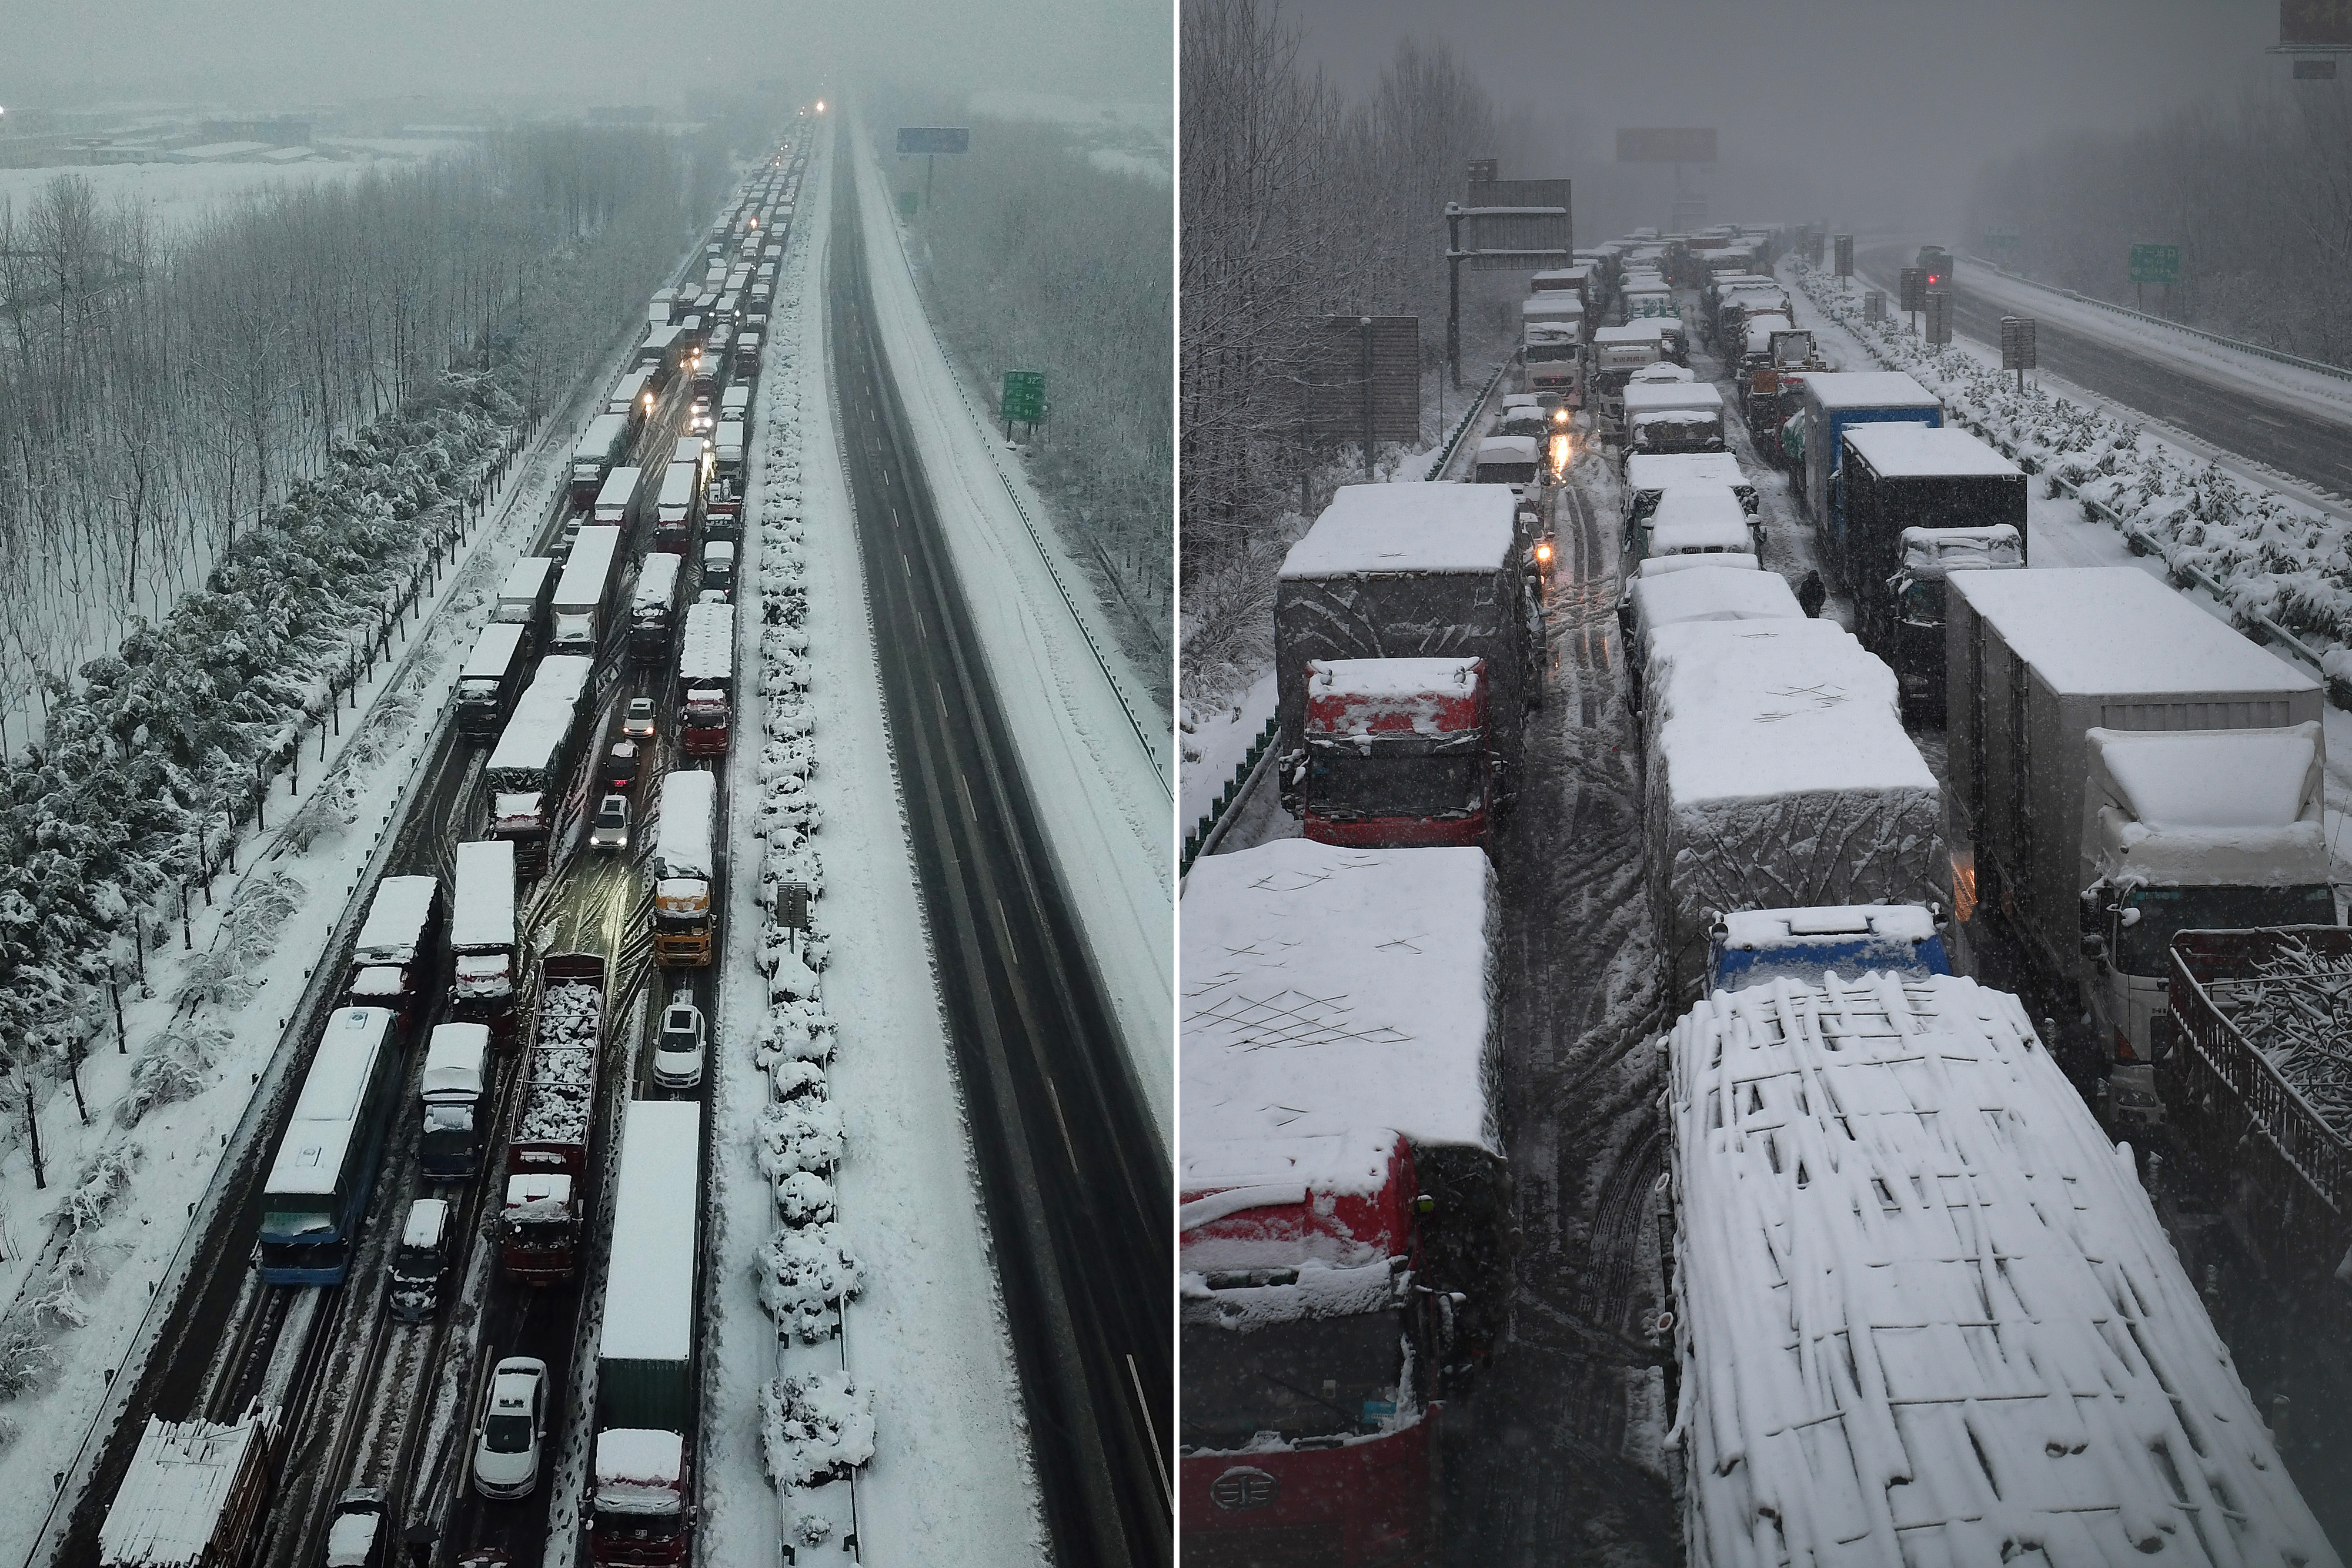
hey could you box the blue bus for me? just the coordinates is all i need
[258,1007,403,1285]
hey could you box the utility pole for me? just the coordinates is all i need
[1445,205,1465,390]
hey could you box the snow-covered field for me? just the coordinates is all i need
[0,139,460,229]
[699,118,1047,1568]
[848,131,1174,1141]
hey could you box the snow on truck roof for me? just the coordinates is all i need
[1898,525,2020,575]
[422,1025,490,1101]
[1474,434,1540,464]
[1670,972,2336,1565]
[1801,369,1939,411]
[266,1009,393,1199]
[654,770,716,880]
[1716,903,1938,952]
[1307,656,1481,701]
[1844,422,2020,478]
[553,525,623,610]
[353,875,438,964]
[1629,566,1802,653]
[1180,840,1498,1196]
[101,1406,279,1568]
[1638,552,1757,579]
[485,657,593,778]
[632,552,682,611]
[679,601,734,683]
[599,1101,702,1364]
[572,412,628,462]
[1646,619,1933,806]
[497,556,553,601]
[1951,567,2320,699]
[1279,483,1518,578]
[595,1429,687,1512]
[1621,380,1723,416]
[460,622,527,683]
[450,839,515,952]
[2089,724,2326,885]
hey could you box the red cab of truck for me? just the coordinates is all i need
[1301,657,1495,850]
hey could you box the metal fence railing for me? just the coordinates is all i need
[1960,255,2352,384]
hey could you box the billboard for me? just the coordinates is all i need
[1615,128,1718,163]
[895,126,971,155]
[1454,178,1572,272]
[1294,317,1421,443]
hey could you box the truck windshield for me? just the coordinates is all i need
[2116,884,2337,975]
[393,1244,439,1279]
[1305,750,1480,819]
[1180,1310,1405,1450]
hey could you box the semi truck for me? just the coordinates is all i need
[448,838,519,1042]
[1644,616,1946,1004]
[1879,523,2023,716]
[570,413,632,510]
[590,1101,701,1564]
[1796,369,1940,534]
[99,1401,280,1568]
[592,466,643,532]
[1181,840,1512,1568]
[1618,560,1801,711]
[1945,567,2331,1114]
[629,552,683,666]
[344,874,445,1038]
[419,1022,490,1179]
[677,601,734,758]
[1620,380,1725,459]
[1298,657,1499,849]
[486,655,594,877]
[1589,322,1667,419]
[1835,424,2026,671]
[1522,319,1582,404]
[492,556,556,657]
[653,461,701,553]
[650,769,716,967]
[455,621,530,743]
[1274,484,1537,820]
[550,524,623,657]
[502,954,605,1285]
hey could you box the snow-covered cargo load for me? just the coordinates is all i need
[1945,568,2327,1084]
[485,655,593,874]
[1796,370,1940,537]
[550,524,623,656]
[1626,484,1754,563]
[1839,424,2027,676]
[1180,840,1512,1568]
[455,620,530,742]
[590,1101,701,1563]
[493,556,556,642]
[592,464,643,529]
[628,550,683,664]
[99,1401,280,1568]
[1643,617,1946,1002]
[502,953,605,1285]
[2167,925,2352,1283]
[650,768,717,967]
[1274,483,1538,809]
[653,460,700,552]
[1666,972,2337,1568]
[1623,453,1757,537]
[1471,433,1541,489]
[1620,564,1801,711]
[1622,379,1725,457]
[448,838,518,1039]
[569,412,632,508]
[343,874,443,1029]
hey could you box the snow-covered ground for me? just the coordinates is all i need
[699,118,1047,1568]
[1178,671,1274,844]
[846,131,1173,1141]
[0,139,455,230]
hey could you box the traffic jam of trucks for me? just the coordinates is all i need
[93,141,796,1568]
[1198,218,2352,1564]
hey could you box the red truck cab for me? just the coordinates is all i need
[1301,657,1495,850]
[680,687,730,757]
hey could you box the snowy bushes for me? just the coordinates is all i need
[760,1372,877,1488]
[759,1224,864,1343]
[1794,262,2352,660]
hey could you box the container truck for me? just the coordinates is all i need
[1622,452,1756,539]
[1663,971,2336,1567]
[570,413,632,510]
[455,621,530,743]
[493,556,556,657]
[449,839,519,1041]
[1590,323,1666,419]
[713,419,746,486]
[733,333,761,382]
[1620,380,1724,459]
[1274,484,1538,817]
[1522,319,1582,404]
[1298,657,1500,850]
[1643,616,1946,1004]
[344,874,445,1037]
[607,369,655,434]
[590,1099,700,1565]
[592,466,643,532]
[635,324,686,390]
[1470,434,1541,493]
[99,1401,280,1568]
[653,462,700,554]
[419,1023,490,1179]
[1181,840,1512,1568]
[1879,524,2022,716]
[1796,370,1940,536]
[1622,484,1756,564]
[486,656,594,876]
[629,553,683,665]
[1946,567,2331,1112]
[502,954,605,1285]
[1618,560,1800,711]
[650,769,716,967]
[550,525,623,657]
[677,601,734,758]
[1835,424,2026,651]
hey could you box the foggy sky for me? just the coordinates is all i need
[1280,0,2284,236]
[2,0,1167,117]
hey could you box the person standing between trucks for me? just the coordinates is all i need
[1798,569,1826,618]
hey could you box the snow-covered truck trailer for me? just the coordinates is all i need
[502,953,605,1285]
[2168,926,2352,1286]
[1274,484,1536,818]
[1796,369,1940,536]
[418,1022,490,1179]
[1664,972,2337,1567]
[677,601,734,758]
[653,460,701,554]
[1838,424,2026,674]
[1618,561,1802,712]
[1623,484,1756,566]
[486,655,594,877]
[1622,452,1758,541]
[1471,434,1542,493]
[635,323,686,390]
[592,465,643,531]
[1945,568,2331,1113]
[1643,617,1946,1005]
[342,874,445,1038]
[1621,380,1725,459]
[629,551,683,666]
[492,556,556,657]
[551,524,624,657]
[455,621,530,744]
[1299,657,1499,849]
[590,1099,701,1565]
[1180,840,1512,1568]
[99,1400,280,1568]
[650,768,716,968]
[569,413,632,510]
[448,838,519,1042]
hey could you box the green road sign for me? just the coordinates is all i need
[2129,242,2180,284]
[897,189,918,220]
[1984,228,2020,250]
[1002,370,1047,425]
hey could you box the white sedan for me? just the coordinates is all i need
[472,1356,549,1499]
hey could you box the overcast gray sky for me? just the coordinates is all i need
[1280,0,2283,236]
[3,0,1168,115]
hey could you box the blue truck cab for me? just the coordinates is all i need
[1798,371,1940,562]
[1708,905,1950,994]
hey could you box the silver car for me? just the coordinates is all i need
[472,1356,549,1499]
[589,793,630,851]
